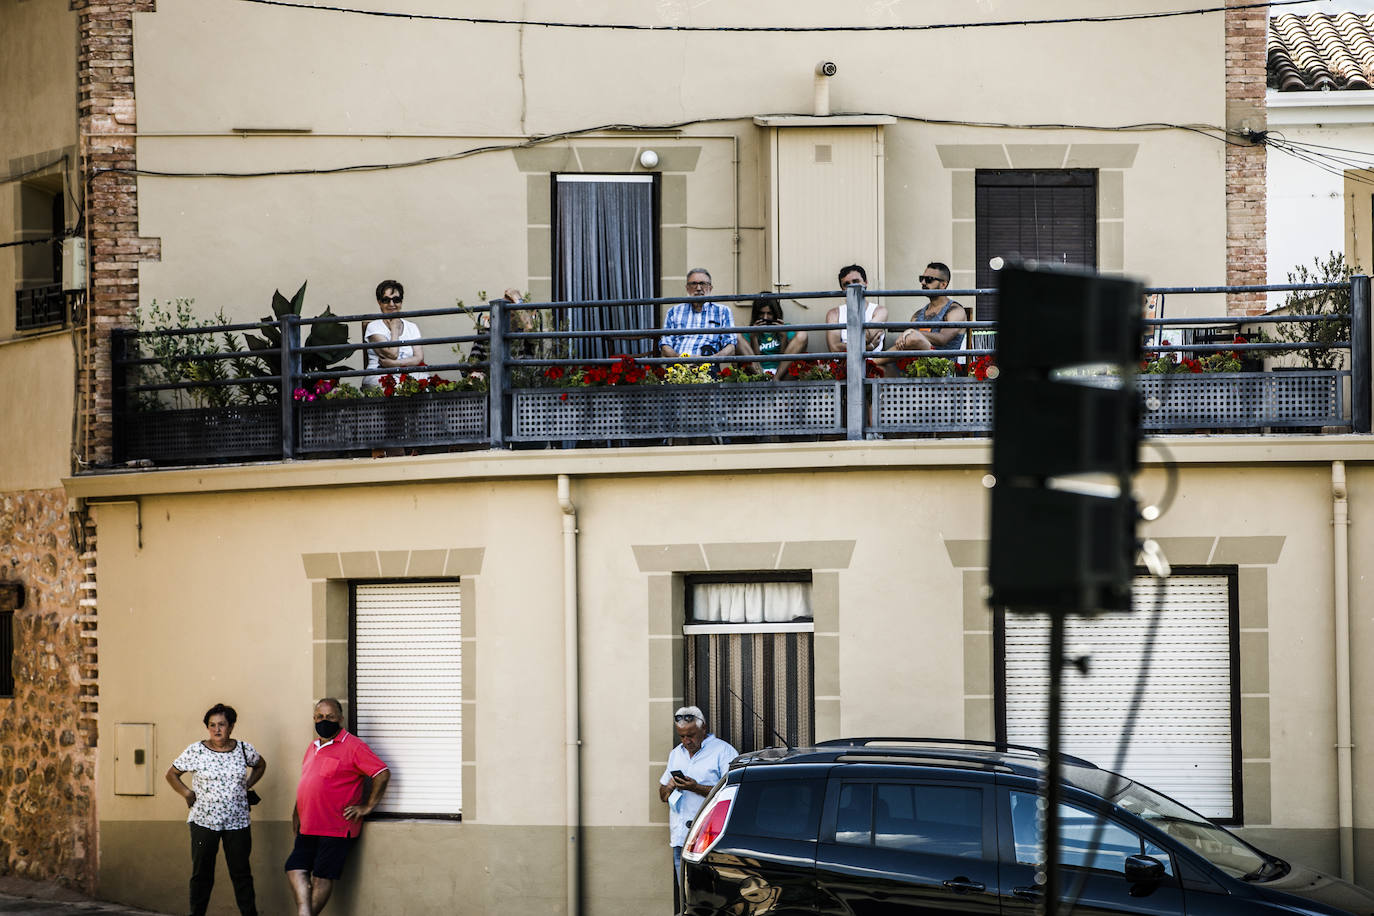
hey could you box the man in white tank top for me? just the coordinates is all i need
[825,264,888,354]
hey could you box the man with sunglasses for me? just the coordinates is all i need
[889,261,967,354]
[658,706,738,913]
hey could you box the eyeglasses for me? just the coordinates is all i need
[686,281,711,289]
[673,714,697,722]
[380,295,403,303]
[918,275,943,285]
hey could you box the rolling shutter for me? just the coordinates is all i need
[1002,574,1236,819]
[353,582,462,816]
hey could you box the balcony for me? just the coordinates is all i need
[107,281,1370,468]
[16,283,67,331]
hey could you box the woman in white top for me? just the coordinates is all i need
[166,703,266,916]
[363,279,430,387]
[824,264,888,353]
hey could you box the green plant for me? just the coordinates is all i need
[896,356,955,378]
[1275,252,1353,370]
[133,298,255,409]
[244,281,353,386]
[718,364,769,383]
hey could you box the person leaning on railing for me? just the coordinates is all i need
[362,279,430,388]
[467,288,551,387]
[736,295,809,379]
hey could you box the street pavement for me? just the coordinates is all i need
[0,892,172,915]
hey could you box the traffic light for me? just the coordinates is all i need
[987,264,1143,614]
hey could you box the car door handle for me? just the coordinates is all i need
[942,877,987,893]
[1012,885,1044,900]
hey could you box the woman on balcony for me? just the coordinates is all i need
[737,295,809,379]
[363,279,430,388]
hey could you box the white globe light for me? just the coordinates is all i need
[640,150,660,169]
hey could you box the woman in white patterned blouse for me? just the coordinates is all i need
[165,703,267,916]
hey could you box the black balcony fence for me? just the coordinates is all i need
[109,279,1372,466]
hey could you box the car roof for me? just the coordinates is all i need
[731,737,1110,789]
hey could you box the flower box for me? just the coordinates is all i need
[115,405,281,464]
[869,370,1347,434]
[509,381,843,441]
[298,392,488,452]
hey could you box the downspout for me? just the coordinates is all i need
[1332,460,1354,880]
[558,475,583,915]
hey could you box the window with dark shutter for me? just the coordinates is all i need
[974,169,1098,323]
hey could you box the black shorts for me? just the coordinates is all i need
[284,833,355,881]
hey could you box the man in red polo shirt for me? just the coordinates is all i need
[284,698,390,916]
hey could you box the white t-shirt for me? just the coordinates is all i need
[363,318,430,386]
[172,739,261,831]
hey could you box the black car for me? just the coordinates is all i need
[681,738,1374,915]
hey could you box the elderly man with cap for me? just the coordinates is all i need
[658,705,738,912]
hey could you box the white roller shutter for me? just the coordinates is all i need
[354,582,462,816]
[1003,574,1235,819]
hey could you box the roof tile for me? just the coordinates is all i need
[1269,12,1374,91]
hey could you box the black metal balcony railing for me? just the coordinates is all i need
[15,283,67,331]
[109,279,1372,467]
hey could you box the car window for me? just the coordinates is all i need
[1009,791,1173,875]
[835,782,986,858]
[728,778,824,840]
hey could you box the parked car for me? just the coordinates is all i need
[681,738,1374,915]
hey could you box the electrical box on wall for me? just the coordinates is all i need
[62,237,86,291]
[114,723,155,795]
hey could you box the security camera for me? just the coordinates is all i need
[816,61,838,77]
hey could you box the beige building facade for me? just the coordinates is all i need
[11,1,1373,914]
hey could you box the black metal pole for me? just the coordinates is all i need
[280,315,298,460]
[489,300,507,448]
[111,329,129,464]
[845,284,865,440]
[1044,612,1065,916]
[1350,275,1370,433]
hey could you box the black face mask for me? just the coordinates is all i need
[314,720,342,740]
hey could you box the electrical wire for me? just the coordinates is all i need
[232,0,1314,33]
[89,113,1242,184]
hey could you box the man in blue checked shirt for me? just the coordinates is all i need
[659,268,738,360]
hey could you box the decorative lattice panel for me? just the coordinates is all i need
[116,406,280,463]
[510,382,842,440]
[299,393,488,451]
[1138,371,1344,429]
[871,378,994,432]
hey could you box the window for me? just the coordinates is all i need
[0,611,12,697]
[351,581,462,817]
[684,575,813,752]
[1009,792,1173,875]
[998,571,1239,820]
[14,176,66,331]
[974,169,1097,322]
[725,778,825,840]
[553,174,658,359]
[835,782,987,858]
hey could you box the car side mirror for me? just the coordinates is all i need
[1124,854,1166,884]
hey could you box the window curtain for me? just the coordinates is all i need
[690,581,812,624]
[554,175,656,360]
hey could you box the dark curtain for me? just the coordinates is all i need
[555,176,656,359]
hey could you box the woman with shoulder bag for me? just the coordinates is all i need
[165,703,266,916]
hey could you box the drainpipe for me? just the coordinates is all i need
[558,475,583,915]
[1332,460,1354,880]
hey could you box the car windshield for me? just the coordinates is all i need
[1106,778,1268,878]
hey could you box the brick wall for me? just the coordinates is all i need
[0,491,95,892]
[1225,1,1268,316]
[73,0,160,468]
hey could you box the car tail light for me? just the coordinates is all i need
[683,785,738,862]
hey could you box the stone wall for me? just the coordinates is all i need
[0,490,95,891]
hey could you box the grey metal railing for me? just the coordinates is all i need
[108,278,1370,465]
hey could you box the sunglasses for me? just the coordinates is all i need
[380,295,403,303]
[918,275,943,285]
[673,713,697,722]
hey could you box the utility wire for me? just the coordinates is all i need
[233,0,1314,33]
[89,113,1242,183]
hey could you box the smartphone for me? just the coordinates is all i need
[671,770,687,780]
